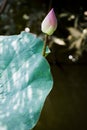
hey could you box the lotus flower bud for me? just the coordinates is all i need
[41,8,57,35]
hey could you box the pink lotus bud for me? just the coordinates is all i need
[41,8,57,35]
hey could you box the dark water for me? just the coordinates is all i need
[34,63,87,130]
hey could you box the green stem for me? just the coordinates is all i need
[42,34,48,57]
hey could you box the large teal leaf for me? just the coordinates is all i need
[0,32,53,130]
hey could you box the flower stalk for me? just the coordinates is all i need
[42,34,48,56]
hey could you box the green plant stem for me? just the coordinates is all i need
[42,34,48,57]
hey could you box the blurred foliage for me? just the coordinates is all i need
[0,0,87,62]
[0,0,46,35]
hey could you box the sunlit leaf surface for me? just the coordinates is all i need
[0,31,53,130]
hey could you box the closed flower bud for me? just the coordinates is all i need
[41,8,57,35]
